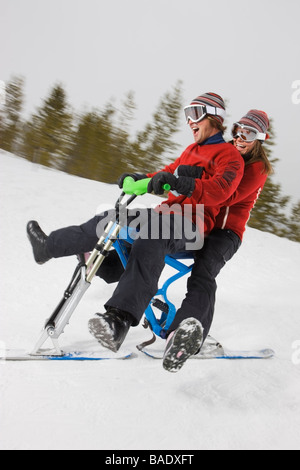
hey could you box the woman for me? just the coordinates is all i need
[163,109,273,372]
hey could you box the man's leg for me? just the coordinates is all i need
[27,210,115,263]
[47,210,115,258]
[105,212,198,325]
[89,212,199,351]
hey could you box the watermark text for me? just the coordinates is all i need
[291,80,300,104]
[95,203,205,251]
[104,453,194,467]
[292,340,300,365]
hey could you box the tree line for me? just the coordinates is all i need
[0,75,299,242]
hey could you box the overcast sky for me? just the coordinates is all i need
[1,0,300,202]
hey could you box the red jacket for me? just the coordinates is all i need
[215,161,267,240]
[149,141,244,236]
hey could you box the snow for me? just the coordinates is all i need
[0,150,300,450]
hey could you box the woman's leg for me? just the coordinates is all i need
[168,229,241,340]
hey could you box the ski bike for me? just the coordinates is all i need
[0,177,275,361]
[30,176,197,357]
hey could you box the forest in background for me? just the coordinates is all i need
[1,75,299,242]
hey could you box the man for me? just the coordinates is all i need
[27,92,245,371]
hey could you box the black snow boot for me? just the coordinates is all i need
[88,308,133,353]
[163,318,204,373]
[27,220,52,265]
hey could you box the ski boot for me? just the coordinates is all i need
[163,318,204,373]
[88,308,133,353]
[27,220,52,265]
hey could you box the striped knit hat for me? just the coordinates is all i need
[190,92,226,124]
[238,109,270,139]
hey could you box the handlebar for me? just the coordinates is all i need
[122,177,171,196]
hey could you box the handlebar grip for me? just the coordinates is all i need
[122,177,151,195]
[122,176,171,196]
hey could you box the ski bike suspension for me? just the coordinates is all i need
[31,187,139,355]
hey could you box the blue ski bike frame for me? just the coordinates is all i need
[31,177,195,356]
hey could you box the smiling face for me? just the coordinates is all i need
[233,136,256,155]
[189,117,219,144]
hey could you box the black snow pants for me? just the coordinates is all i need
[46,209,202,327]
[167,229,241,340]
[101,226,241,338]
[46,212,240,339]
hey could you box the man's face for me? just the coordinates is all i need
[189,117,219,144]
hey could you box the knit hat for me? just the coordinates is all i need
[238,109,270,139]
[190,92,226,124]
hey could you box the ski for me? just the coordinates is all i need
[194,348,275,360]
[141,348,275,360]
[139,335,275,360]
[0,348,133,362]
[140,346,274,360]
[1,337,275,362]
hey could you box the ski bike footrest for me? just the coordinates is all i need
[152,298,169,314]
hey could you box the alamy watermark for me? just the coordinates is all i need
[291,80,300,104]
[292,340,300,365]
[0,80,6,106]
[95,203,205,251]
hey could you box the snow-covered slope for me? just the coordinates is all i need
[0,150,300,450]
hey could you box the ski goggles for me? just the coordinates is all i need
[231,123,267,142]
[184,104,226,124]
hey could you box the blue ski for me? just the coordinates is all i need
[0,349,133,361]
[139,335,275,360]
[140,347,274,360]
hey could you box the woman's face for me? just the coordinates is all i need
[233,136,256,156]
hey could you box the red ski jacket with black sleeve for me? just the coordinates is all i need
[215,160,268,240]
[148,135,245,236]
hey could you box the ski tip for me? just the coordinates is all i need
[261,348,275,357]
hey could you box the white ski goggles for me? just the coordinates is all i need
[184,104,226,124]
[231,123,266,142]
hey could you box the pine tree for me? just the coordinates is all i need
[103,92,139,182]
[65,102,116,182]
[0,76,24,154]
[285,201,300,242]
[248,178,290,235]
[131,80,183,173]
[21,84,73,169]
[64,82,184,183]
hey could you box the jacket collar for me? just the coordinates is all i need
[200,131,225,146]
